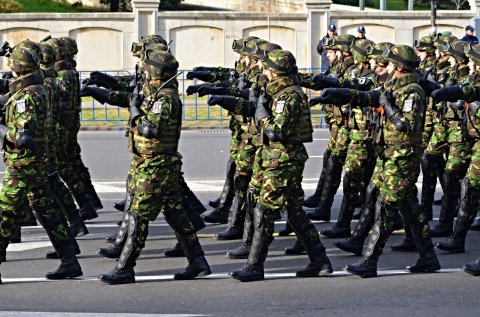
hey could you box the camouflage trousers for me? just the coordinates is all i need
[371,146,429,236]
[327,124,350,157]
[444,125,473,177]
[344,135,376,192]
[425,120,449,157]
[65,122,95,189]
[466,139,480,187]
[422,123,435,151]
[0,159,70,244]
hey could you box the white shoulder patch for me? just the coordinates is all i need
[275,100,285,114]
[151,102,163,114]
[16,100,26,114]
[403,99,414,112]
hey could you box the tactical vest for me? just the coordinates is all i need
[55,61,76,127]
[132,87,182,155]
[274,85,313,144]
[43,68,60,133]
[5,71,49,153]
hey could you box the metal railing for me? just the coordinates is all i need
[79,69,328,130]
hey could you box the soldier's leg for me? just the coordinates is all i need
[303,148,331,208]
[431,140,472,237]
[307,126,349,221]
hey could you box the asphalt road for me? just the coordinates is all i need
[0,130,479,317]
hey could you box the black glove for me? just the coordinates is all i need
[82,71,119,90]
[129,92,144,124]
[254,91,272,125]
[197,84,229,97]
[186,84,201,95]
[431,86,463,103]
[449,100,465,111]
[312,74,339,89]
[418,78,441,97]
[469,101,480,116]
[192,66,219,73]
[316,88,355,106]
[354,90,380,108]
[207,95,238,112]
[186,71,211,82]
[380,91,411,134]
[80,86,110,104]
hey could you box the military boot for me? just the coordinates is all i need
[335,182,378,255]
[206,158,235,215]
[227,208,253,259]
[345,199,391,278]
[10,226,21,243]
[391,225,417,252]
[163,210,211,280]
[303,149,330,208]
[98,211,129,259]
[0,237,9,264]
[84,181,103,210]
[307,154,343,221]
[400,202,440,273]
[217,180,247,240]
[430,171,459,237]
[180,177,207,215]
[436,179,479,254]
[322,173,356,239]
[419,154,443,221]
[164,241,185,257]
[282,205,332,277]
[113,199,126,212]
[463,258,480,276]
[99,213,148,284]
[230,204,274,282]
[45,245,83,280]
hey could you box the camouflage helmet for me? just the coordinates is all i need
[382,44,419,71]
[60,37,78,56]
[445,40,469,63]
[131,34,168,57]
[46,38,70,61]
[414,35,436,54]
[231,36,259,53]
[8,39,42,75]
[143,49,179,80]
[39,42,56,65]
[251,41,282,60]
[332,34,355,52]
[351,38,375,63]
[465,42,480,65]
[434,33,458,52]
[242,38,268,58]
[144,43,170,53]
[262,49,297,75]
[366,42,394,65]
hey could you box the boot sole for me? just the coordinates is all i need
[226,254,249,260]
[463,268,480,276]
[97,250,120,259]
[216,234,243,241]
[46,271,83,280]
[436,245,465,253]
[405,265,441,273]
[99,277,135,285]
[345,268,377,278]
[296,268,333,277]
[231,275,264,282]
[163,251,185,257]
[173,270,211,280]
[284,250,306,255]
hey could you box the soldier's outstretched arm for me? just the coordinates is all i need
[207,95,256,116]
[80,86,130,108]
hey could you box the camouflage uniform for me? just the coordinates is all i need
[211,50,332,281]
[0,40,82,283]
[99,50,210,284]
[345,45,440,277]
[46,38,98,221]
[430,40,474,236]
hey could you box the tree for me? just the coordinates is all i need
[450,0,469,10]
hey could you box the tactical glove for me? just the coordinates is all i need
[207,95,238,113]
[186,71,212,82]
[314,88,355,106]
[254,91,272,126]
[129,91,144,124]
[186,84,201,95]
[192,66,219,73]
[449,100,466,111]
[80,86,110,104]
[380,91,411,134]
[312,74,339,89]
[197,84,229,97]
[82,71,119,90]
[418,78,441,97]
[353,90,380,108]
[431,86,463,103]
[469,101,480,116]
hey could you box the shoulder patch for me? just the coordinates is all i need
[16,100,26,114]
[152,102,163,114]
[275,100,286,114]
[403,99,414,113]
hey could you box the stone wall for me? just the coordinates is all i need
[0,0,477,71]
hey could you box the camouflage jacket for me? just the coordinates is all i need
[130,78,182,158]
[382,72,425,148]
[443,64,470,121]
[54,60,77,130]
[3,70,49,165]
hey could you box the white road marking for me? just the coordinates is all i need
[0,268,464,284]
[6,241,52,252]
[0,313,204,317]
